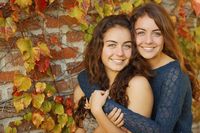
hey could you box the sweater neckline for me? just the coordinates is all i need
[152,60,178,72]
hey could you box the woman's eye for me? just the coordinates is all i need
[107,44,116,47]
[123,44,132,50]
[136,31,145,36]
[152,32,162,37]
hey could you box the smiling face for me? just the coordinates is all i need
[134,14,164,62]
[101,25,132,75]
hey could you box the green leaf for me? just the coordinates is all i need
[67,116,74,126]
[32,93,45,109]
[51,124,62,133]
[103,3,114,16]
[94,1,104,18]
[40,100,52,113]
[45,84,57,97]
[23,112,32,121]
[53,103,64,115]
[120,2,133,14]
[194,26,200,43]
[132,0,144,7]
[57,114,68,128]
[5,126,17,133]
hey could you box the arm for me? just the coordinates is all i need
[78,69,191,133]
[90,90,126,133]
[126,76,153,118]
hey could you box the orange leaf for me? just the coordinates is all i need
[32,112,44,128]
[41,116,55,131]
[191,0,200,16]
[35,55,50,73]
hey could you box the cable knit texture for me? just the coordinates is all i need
[78,61,192,133]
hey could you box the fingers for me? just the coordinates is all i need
[84,98,91,109]
[107,108,124,127]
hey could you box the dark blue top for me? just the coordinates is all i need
[78,60,192,133]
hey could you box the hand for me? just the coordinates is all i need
[89,90,109,114]
[107,107,124,127]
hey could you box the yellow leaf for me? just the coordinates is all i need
[104,3,114,16]
[94,1,104,18]
[41,116,55,131]
[35,82,46,93]
[16,38,33,60]
[57,114,68,128]
[14,73,32,92]
[49,0,55,4]
[132,0,144,7]
[51,124,62,133]
[154,0,162,4]
[68,7,88,27]
[37,42,52,57]
[120,2,133,14]
[5,126,17,133]
[13,93,32,112]
[32,112,44,128]
[53,103,64,115]
[15,0,32,8]
[32,93,45,109]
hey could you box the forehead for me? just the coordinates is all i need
[135,15,159,30]
[103,26,131,41]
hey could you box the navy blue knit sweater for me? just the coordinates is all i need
[78,61,193,133]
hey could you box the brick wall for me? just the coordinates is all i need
[0,0,85,132]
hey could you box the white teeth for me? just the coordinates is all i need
[143,47,154,52]
[111,59,123,64]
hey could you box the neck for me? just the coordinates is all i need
[106,70,118,87]
[148,53,174,69]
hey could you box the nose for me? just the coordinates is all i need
[145,33,153,44]
[116,46,124,56]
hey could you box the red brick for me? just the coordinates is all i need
[8,52,24,66]
[51,47,78,60]
[46,15,78,28]
[66,31,84,42]
[0,71,15,82]
[67,61,84,74]
[51,64,62,76]
[55,78,78,92]
[18,18,41,31]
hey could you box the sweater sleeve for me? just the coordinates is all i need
[77,68,191,133]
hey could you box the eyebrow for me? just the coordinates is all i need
[135,28,161,32]
[105,40,133,44]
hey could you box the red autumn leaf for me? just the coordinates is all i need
[35,55,50,73]
[10,0,16,4]
[54,96,64,104]
[191,0,200,16]
[65,108,73,116]
[65,97,73,108]
[34,0,47,12]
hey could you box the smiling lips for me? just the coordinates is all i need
[110,58,126,64]
[141,46,155,52]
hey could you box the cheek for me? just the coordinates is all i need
[125,50,132,58]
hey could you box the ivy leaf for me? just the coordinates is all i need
[16,38,38,72]
[5,126,17,133]
[120,2,133,14]
[68,6,88,27]
[13,93,32,112]
[35,55,50,73]
[41,116,55,131]
[94,1,104,18]
[78,0,90,13]
[32,112,44,128]
[14,0,32,8]
[51,124,62,133]
[191,0,200,16]
[57,114,68,128]
[34,0,47,12]
[194,26,200,43]
[40,100,52,113]
[38,42,51,57]
[0,17,17,40]
[23,112,32,121]
[35,82,46,93]
[132,0,144,7]
[103,3,114,16]
[153,0,162,4]
[45,84,57,97]
[13,119,22,126]
[67,116,74,125]
[53,103,64,115]
[14,73,32,92]
[32,93,45,109]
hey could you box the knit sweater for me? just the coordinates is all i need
[78,60,193,133]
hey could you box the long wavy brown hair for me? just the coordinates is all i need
[130,2,200,101]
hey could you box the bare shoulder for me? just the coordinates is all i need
[128,75,151,90]
[73,84,85,108]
